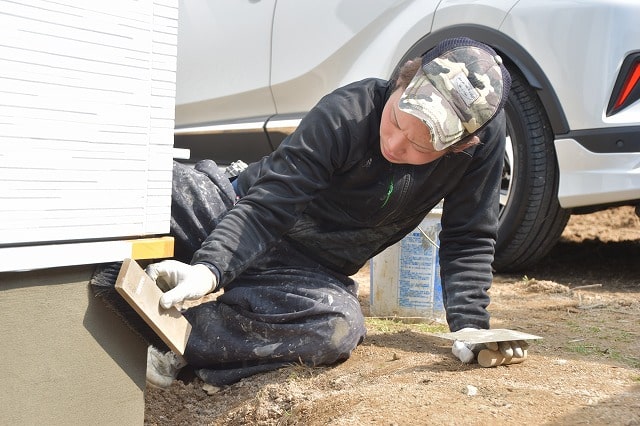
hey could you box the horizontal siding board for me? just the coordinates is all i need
[0,0,177,248]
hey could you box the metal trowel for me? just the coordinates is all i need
[434,328,543,367]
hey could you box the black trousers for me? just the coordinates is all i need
[171,160,366,386]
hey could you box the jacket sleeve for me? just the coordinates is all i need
[190,87,370,286]
[439,110,506,331]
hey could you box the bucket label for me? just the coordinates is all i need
[397,220,443,312]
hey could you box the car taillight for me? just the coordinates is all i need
[607,52,640,117]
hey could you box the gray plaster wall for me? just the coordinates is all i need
[1,265,147,425]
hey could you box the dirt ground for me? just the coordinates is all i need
[145,206,640,426]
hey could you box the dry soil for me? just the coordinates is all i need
[145,206,640,426]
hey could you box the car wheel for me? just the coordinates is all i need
[493,68,570,272]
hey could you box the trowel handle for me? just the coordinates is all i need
[478,348,528,368]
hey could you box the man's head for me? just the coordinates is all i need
[397,38,511,152]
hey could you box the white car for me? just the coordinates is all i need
[173,0,640,271]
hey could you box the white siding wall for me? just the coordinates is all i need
[0,0,178,245]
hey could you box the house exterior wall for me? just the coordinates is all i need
[0,0,178,247]
[0,2,179,423]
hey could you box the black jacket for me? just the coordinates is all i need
[192,78,505,331]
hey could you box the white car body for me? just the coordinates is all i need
[174,0,640,270]
[491,1,640,209]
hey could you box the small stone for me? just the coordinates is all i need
[202,383,221,395]
[466,385,478,396]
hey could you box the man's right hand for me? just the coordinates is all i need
[145,260,217,309]
[451,328,528,363]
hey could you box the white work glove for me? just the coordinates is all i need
[451,328,528,364]
[145,260,217,309]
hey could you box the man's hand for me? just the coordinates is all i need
[145,260,217,309]
[451,339,480,363]
[451,328,528,363]
[494,340,527,358]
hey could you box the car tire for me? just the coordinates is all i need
[493,68,570,272]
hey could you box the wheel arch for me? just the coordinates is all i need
[392,25,570,137]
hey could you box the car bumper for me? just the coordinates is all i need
[555,138,640,208]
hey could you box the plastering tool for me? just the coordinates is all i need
[434,328,542,367]
[115,258,192,356]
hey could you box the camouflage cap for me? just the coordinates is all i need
[398,37,511,151]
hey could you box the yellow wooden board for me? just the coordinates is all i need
[115,258,191,356]
[130,236,174,260]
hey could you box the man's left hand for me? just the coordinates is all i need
[145,260,217,309]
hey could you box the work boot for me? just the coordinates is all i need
[146,346,187,389]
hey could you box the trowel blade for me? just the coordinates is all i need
[434,328,542,344]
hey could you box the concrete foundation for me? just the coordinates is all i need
[0,265,147,425]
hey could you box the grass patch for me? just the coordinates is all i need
[286,361,321,381]
[366,317,448,334]
[568,343,640,368]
